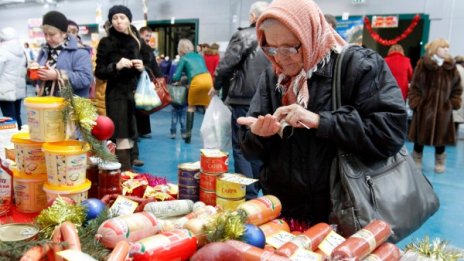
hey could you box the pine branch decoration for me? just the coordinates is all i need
[60,74,116,162]
[404,236,464,261]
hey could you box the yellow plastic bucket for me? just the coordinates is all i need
[42,140,90,186]
[11,132,46,175]
[24,97,65,142]
[43,179,91,204]
[13,169,47,213]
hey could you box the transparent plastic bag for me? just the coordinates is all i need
[134,70,161,111]
[200,96,231,150]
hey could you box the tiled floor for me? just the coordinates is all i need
[136,107,464,249]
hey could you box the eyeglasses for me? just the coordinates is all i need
[262,44,301,56]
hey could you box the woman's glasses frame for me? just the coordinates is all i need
[262,44,301,57]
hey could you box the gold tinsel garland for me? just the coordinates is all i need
[404,236,464,260]
[203,209,247,243]
[60,75,116,162]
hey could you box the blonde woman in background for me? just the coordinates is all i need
[172,39,212,143]
[409,38,462,173]
[95,5,156,170]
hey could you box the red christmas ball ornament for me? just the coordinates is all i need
[91,115,115,140]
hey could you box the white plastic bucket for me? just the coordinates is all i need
[13,169,47,213]
[42,140,90,186]
[11,132,46,175]
[43,179,91,204]
[24,97,65,142]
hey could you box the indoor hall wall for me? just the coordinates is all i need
[0,0,462,55]
[0,0,268,48]
[315,0,464,56]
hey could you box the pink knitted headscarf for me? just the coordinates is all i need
[256,0,347,107]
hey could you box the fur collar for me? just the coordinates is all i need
[423,55,456,71]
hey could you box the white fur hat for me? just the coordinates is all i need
[0,27,17,41]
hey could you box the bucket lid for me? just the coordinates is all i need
[11,132,43,145]
[24,96,65,105]
[98,161,121,170]
[13,168,47,181]
[43,179,91,193]
[42,140,90,155]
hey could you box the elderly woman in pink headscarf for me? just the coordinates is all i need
[238,0,407,226]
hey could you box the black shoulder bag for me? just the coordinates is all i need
[329,46,440,243]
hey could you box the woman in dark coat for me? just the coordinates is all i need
[95,5,158,170]
[408,38,462,173]
[237,0,406,226]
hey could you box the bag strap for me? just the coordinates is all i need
[332,45,352,110]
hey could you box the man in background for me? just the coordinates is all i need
[209,1,270,199]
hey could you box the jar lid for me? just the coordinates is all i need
[0,223,39,242]
[98,161,121,170]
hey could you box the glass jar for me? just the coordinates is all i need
[86,157,100,198]
[98,162,122,198]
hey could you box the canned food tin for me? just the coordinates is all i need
[216,174,246,199]
[199,188,216,206]
[199,172,221,191]
[178,185,199,202]
[200,149,228,173]
[0,223,39,242]
[178,163,200,187]
[216,195,245,210]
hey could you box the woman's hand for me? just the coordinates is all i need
[38,67,58,81]
[116,58,133,70]
[237,114,281,137]
[208,87,218,97]
[131,59,144,72]
[274,104,320,129]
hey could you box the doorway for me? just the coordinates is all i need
[362,14,430,67]
[148,19,199,59]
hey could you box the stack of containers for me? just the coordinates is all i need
[177,161,200,202]
[199,149,228,206]
[11,132,47,213]
[23,97,91,205]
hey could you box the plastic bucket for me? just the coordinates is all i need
[42,140,90,186]
[11,132,46,175]
[24,97,65,142]
[43,179,91,204]
[13,169,47,213]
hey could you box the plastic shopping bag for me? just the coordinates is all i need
[200,96,232,150]
[134,70,161,111]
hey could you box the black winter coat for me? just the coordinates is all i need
[239,46,407,223]
[214,25,270,105]
[95,27,157,139]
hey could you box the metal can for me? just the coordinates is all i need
[0,223,39,242]
[216,174,246,199]
[199,188,216,206]
[200,149,228,173]
[199,172,221,191]
[178,185,199,202]
[216,195,245,210]
[178,162,200,187]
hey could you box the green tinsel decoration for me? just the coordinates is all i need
[203,209,247,243]
[60,75,116,162]
[77,208,111,260]
[404,236,464,261]
[35,197,86,239]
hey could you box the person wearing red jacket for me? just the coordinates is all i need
[203,43,220,81]
[385,44,413,101]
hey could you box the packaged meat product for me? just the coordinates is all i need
[96,212,161,249]
[363,243,400,261]
[331,220,392,260]
[237,195,282,226]
[276,223,332,257]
